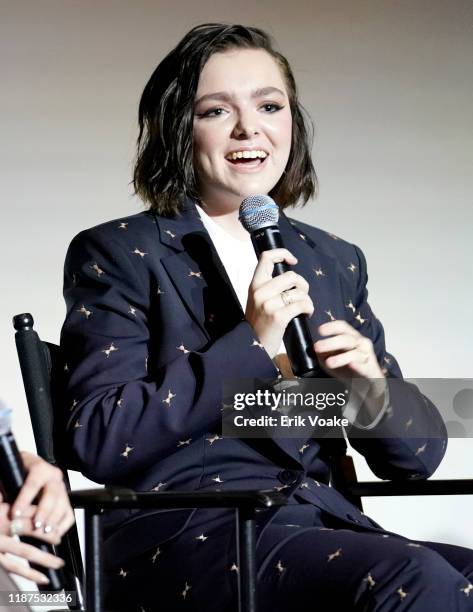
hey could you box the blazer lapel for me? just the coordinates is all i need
[157,200,245,342]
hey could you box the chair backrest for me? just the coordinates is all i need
[13,314,66,465]
[13,313,85,610]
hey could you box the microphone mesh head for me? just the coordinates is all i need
[239,195,279,233]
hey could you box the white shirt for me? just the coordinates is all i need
[196,203,287,357]
[196,203,257,312]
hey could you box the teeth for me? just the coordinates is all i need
[226,150,268,160]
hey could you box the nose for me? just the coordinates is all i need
[231,109,260,139]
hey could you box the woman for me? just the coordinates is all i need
[60,23,473,611]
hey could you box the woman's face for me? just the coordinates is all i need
[193,48,292,210]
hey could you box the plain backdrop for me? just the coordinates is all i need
[1,0,472,555]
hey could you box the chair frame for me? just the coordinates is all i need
[13,312,473,612]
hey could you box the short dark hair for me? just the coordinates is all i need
[133,23,318,216]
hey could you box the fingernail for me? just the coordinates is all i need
[34,520,43,530]
[39,575,50,584]
[54,558,65,568]
[14,509,22,518]
[43,524,53,534]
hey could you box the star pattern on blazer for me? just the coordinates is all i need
[60,199,447,578]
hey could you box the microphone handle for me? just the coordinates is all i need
[251,225,325,378]
[0,433,63,591]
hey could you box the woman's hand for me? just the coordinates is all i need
[0,453,75,584]
[11,452,75,539]
[245,249,314,359]
[0,503,65,584]
[314,320,384,380]
[314,320,387,414]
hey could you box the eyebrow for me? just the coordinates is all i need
[195,86,286,106]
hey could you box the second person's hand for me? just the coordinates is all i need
[11,452,75,539]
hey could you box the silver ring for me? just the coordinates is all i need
[281,290,293,306]
[10,518,24,537]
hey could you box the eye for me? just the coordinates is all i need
[261,103,284,112]
[197,107,227,118]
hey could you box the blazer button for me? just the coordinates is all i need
[278,470,299,485]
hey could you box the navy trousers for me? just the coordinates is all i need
[104,501,473,612]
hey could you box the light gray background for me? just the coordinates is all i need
[1,0,472,550]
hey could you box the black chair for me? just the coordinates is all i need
[13,313,473,612]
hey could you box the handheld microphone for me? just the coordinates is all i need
[239,194,324,378]
[0,402,63,591]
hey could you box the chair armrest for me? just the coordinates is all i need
[70,488,286,612]
[69,487,288,511]
[345,479,473,497]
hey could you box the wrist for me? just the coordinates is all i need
[349,377,388,425]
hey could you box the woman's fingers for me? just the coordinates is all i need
[0,504,11,536]
[41,499,75,539]
[11,540,64,571]
[32,480,69,535]
[11,453,74,540]
[251,249,297,288]
[1,514,60,545]
[12,453,64,518]
[261,289,313,317]
[315,321,369,366]
[245,250,316,359]
[251,271,310,319]
[55,506,76,537]
[318,320,358,338]
[324,348,370,369]
[276,297,315,324]
[256,270,309,301]
[0,552,51,585]
[315,332,362,355]
[0,534,64,574]
[314,320,384,380]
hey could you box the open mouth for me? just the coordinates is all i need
[226,156,265,165]
[225,155,269,171]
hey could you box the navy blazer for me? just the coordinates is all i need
[60,198,447,565]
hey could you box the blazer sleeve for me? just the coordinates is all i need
[345,244,448,481]
[60,228,278,483]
